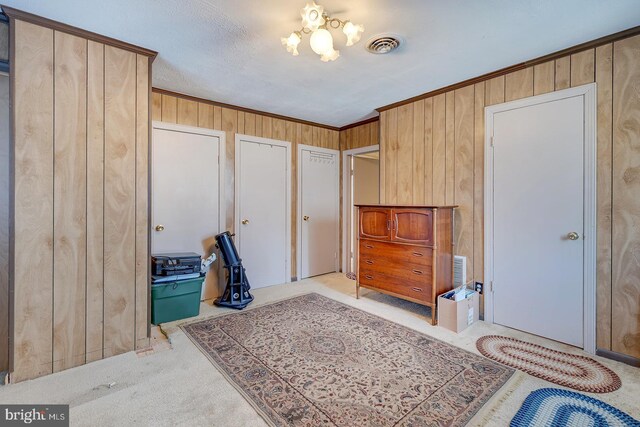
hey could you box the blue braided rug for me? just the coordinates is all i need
[511,388,640,426]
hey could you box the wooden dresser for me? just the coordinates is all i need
[355,205,456,325]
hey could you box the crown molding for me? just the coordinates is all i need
[153,88,342,132]
[1,5,157,60]
[376,24,640,112]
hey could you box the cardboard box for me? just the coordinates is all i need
[437,289,480,333]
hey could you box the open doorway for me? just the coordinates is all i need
[342,145,380,276]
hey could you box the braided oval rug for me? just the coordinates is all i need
[477,335,621,393]
[511,388,639,427]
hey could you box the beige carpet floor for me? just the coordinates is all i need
[0,273,638,426]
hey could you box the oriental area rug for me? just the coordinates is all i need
[182,293,514,426]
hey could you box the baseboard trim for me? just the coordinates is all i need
[596,348,640,367]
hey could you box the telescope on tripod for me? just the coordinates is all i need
[213,231,254,309]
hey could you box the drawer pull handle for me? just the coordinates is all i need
[365,260,374,265]
[411,287,423,292]
[365,244,374,249]
[364,274,373,280]
[412,252,424,257]
[412,269,424,275]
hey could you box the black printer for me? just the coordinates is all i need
[151,252,202,277]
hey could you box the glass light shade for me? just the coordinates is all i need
[301,2,325,31]
[343,21,364,46]
[320,49,340,62]
[310,28,334,56]
[281,32,301,56]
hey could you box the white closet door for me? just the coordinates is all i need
[152,125,221,299]
[237,138,289,289]
[491,95,585,347]
[299,147,339,278]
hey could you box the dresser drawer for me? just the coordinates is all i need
[359,240,432,266]
[359,256,432,282]
[358,269,432,302]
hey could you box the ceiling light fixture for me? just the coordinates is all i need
[281,1,364,62]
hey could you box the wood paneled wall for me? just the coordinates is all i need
[11,19,153,381]
[0,73,8,373]
[152,90,340,279]
[378,35,640,359]
[339,120,379,150]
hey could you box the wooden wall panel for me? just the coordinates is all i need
[571,49,595,87]
[160,94,176,123]
[432,94,446,205]
[555,56,571,90]
[244,113,256,136]
[254,114,262,137]
[12,20,55,382]
[505,67,534,101]
[445,93,455,205]
[237,112,245,135]
[86,40,105,363]
[221,108,237,231]
[379,112,387,203]
[135,55,150,350]
[262,116,273,139]
[611,35,640,359]
[53,31,87,372]
[424,98,433,204]
[453,86,474,282]
[197,103,213,129]
[177,98,197,127]
[533,61,555,95]
[485,76,505,106]
[103,46,137,357]
[397,104,413,204]
[595,43,613,350]
[0,73,9,373]
[213,106,222,130]
[412,101,425,204]
[10,18,153,381]
[151,92,161,121]
[385,109,398,203]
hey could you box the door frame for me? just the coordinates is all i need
[234,134,292,282]
[341,145,380,274]
[483,84,597,353]
[297,144,340,279]
[151,121,227,249]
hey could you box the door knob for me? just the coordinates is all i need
[303,216,310,221]
[567,231,580,240]
[242,219,249,225]
[155,225,165,232]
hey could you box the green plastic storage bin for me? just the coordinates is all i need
[151,276,204,324]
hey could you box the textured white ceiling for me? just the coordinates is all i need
[3,0,640,127]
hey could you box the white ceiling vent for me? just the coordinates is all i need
[366,34,402,54]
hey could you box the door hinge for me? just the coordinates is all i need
[490,281,494,292]
[490,136,494,147]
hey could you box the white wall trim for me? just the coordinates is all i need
[341,145,380,274]
[234,133,292,282]
[296,144,340,280]
[483,83,597,353]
